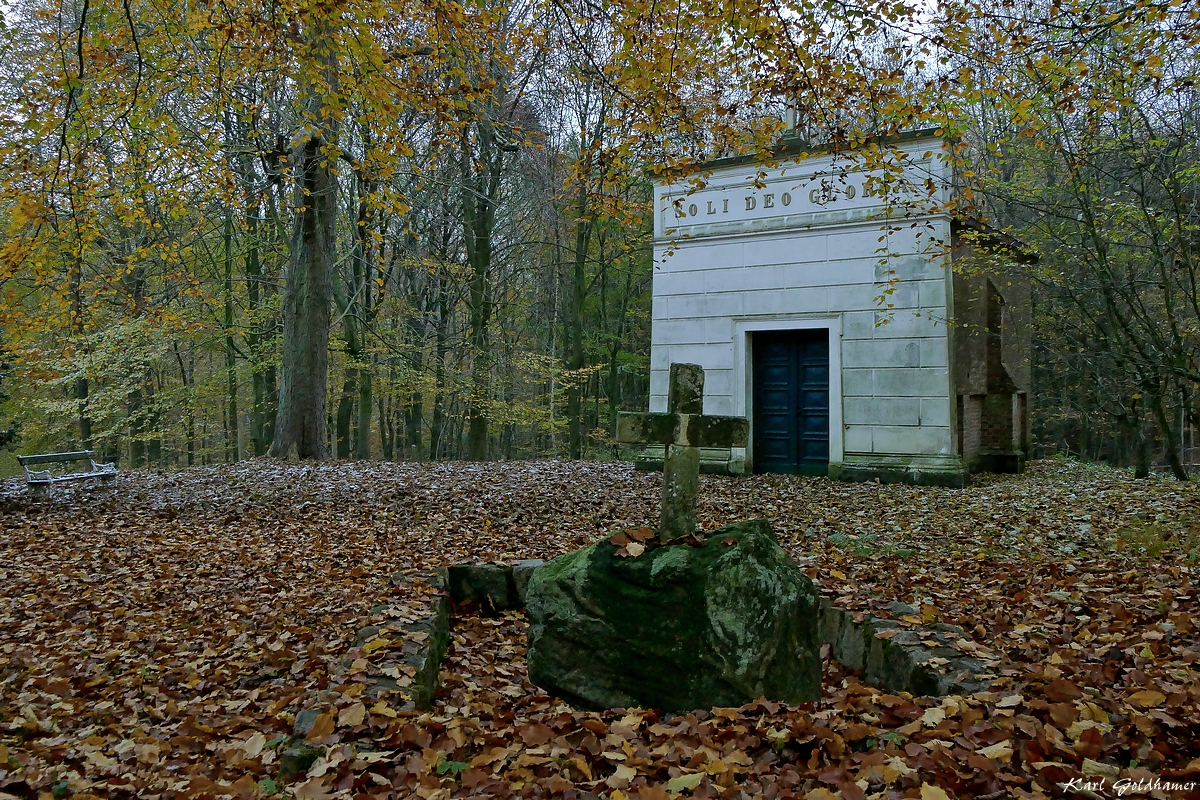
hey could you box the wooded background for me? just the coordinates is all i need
[0,0,1197,475]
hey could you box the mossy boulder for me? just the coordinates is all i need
[525,519,821,712]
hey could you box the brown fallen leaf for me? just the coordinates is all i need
[1045,679,1083,702]
[292,777,334,800]
[1128,689,1166,708]
[241,731,266,758]
[338,701,366,727]
[304,712,335,743]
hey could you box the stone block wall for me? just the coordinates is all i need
[647,136,982,485]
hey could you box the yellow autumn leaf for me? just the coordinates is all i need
[363,637,391,654]
[1128,689,1166,708]
[920,784,954,800]
[369,701,398,718]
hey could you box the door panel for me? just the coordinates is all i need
[752,329,831,475]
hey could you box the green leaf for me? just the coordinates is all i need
[437,757,470,776]
[667,772,704,793]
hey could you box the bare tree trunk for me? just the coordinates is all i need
[224,211,240,462]
[461,120,504,462]
[465,234,492,461]
[353,180,374,460]
[69,257,92,448]
[270,133,336,459]
[1151,392,1189,480]
[335,369,357,458]
[379,395,393,460]
[404,315,425,458]
[173,343,196,466]
[245,206,272,457]
[430,274,450,460]
[269,20,338,460]
[566,178,588,460]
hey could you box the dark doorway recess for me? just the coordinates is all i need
[752,329,830,475]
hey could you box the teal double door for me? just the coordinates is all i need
[752,329,830,475]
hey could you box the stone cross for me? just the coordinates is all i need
[616,364,749,542]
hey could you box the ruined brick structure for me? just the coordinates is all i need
[952,226,1034,474]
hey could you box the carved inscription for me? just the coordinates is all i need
[661,163,935,229]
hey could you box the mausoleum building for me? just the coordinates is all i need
[641,131,1032,486]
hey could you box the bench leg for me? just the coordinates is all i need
[29,483,50,498]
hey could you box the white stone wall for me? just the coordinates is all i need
[650,137,959,472]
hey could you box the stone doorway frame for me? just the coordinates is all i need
[733,315,844,475]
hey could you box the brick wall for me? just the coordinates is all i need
[959,394,982,459]
[981,393,1013,451]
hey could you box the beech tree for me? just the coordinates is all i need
[1,0,1195,470]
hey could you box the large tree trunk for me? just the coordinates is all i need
[352,178,374,461]
[465,230,492,461]
[461,120,504,462]
[270,132,337,460]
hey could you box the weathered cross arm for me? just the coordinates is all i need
[616,412,749,449]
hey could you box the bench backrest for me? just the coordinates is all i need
[17,450,95,466]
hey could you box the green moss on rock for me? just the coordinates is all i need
[525,519,821,712]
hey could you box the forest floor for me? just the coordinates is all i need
[1,459,1199,800]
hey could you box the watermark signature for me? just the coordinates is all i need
[1064,777,1199,796]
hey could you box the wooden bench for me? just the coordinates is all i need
[17,451,118,496]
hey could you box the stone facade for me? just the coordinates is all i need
[645,132,1031,485]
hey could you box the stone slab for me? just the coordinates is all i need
[817,598,992,696]
[513,560,544,605]
[360,570,452,711]
[446,562,517,611]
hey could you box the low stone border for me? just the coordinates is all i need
[279,558,995,780]
[359,569,454,711]
[280,570,453,779]
[817,599,993,696]
[445,559,544,611]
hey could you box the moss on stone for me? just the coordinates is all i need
[526,520,821,712]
